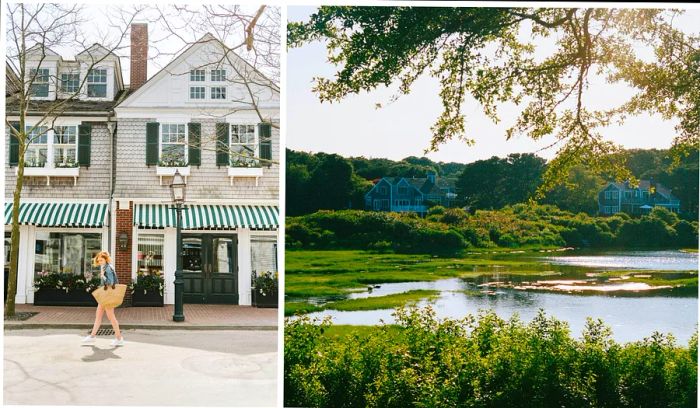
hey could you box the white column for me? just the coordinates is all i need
[163,227,176,305]
[17,225,32,304]
[237,228,252,306]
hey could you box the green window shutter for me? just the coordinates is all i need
[77,124,92,166]
[146,122,160,166]
[188,123,201,166]
[258,123,272,164]
[9,122,20,166]
[216,123,229,166]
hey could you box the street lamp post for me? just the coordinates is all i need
[170,169,186,322]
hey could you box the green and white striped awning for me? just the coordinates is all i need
[134,204,279,230]
[4,202,108,227]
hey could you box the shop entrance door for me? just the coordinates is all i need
[181,234,238,304]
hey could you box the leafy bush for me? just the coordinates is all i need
[286,205,697,253]
[129,271,164,296]
[34,271,102,293]
[285,307,698,408]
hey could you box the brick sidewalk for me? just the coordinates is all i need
[4,304,277,330]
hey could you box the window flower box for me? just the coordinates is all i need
[251,270,278,308]
[34,287,98,306]
[155,165,190,185]
[131,289,164,307]
[228,162,263,186]
[128,272,165,307]
[251,288,278,308]
[33,270,102,306]
[16,166,80,186]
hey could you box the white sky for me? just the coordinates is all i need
[287,6,700,163]
[5,4,277,87]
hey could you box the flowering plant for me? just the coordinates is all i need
[252,270,278,296]
[128,270,164,296]
[34,270,102,293]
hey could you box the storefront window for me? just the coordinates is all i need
[251,235,277,275]
[34,232,101,277]
[137,234,164,275]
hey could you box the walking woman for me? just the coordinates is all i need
[82,251,125,346]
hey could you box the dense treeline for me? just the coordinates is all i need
[286,205,698,253]
[285,307,698,408]
[286,148,699,218]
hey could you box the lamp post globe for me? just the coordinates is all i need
[170,169,186,322]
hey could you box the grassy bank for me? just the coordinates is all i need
[285,289,439,316]
[286,249,698,298]
[285,307,698,408]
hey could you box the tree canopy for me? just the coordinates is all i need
[288,7,699,195]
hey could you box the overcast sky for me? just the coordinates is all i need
[5,4,278,86]
[287,6,700,164]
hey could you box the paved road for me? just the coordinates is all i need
[4,329,277,406]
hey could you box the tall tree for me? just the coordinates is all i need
[289,7,699,195]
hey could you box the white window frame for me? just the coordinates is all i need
[29,68,50,98]
[159,123,188,165]
[210,69,227,82]
[229,124,257,167]
[211,86,227,100]
[190,69,205,82]
[60,72,80,94]
[189,86,205,100]
[52,125,79,167]
[24,125,49,167]
[86,68,107,98]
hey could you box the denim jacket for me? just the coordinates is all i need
[100,263,118,285]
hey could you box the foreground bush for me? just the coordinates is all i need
[284,307,697,408]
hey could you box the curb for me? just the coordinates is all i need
[4,323,277,331]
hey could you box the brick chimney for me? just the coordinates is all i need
[130,23,148,91]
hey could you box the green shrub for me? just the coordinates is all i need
[284,307,698,407]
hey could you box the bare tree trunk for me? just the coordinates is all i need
[6,136,25,317]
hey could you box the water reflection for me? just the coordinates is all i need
[300,250,698,343]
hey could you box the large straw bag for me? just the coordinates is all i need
[91,284,127,308]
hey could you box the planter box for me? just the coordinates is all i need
[17,166,80,186]
[33,288,97,306]
[252,288,278,308]
[228,166,263,186]
[156,166,190,185]
[131,289,164,307]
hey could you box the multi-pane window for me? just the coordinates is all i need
[34,232,101,277]
[160,124,187,165]
[137,234,164,277]
[398,186,408,194]
[230,124,256,166]
[53,126,78,166]
[251,236,278,275]
[190,69,205,82]
[60,73,80,93]
[189,86,205,99]
[29,68,50,97]
[86,69,107,97]
[25,126,48,167]
[211,69,226,82]
[211,86,226,100]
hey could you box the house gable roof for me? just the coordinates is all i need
[116,33,278,110]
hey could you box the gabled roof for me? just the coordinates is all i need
[26,43,60,58]
[117,32,278,109]
[6,62,21,96]
[606,180,678,201]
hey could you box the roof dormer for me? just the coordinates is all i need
[22,42,123,102]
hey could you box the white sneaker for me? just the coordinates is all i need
[110,337,125,347]
[81,335,96,344]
